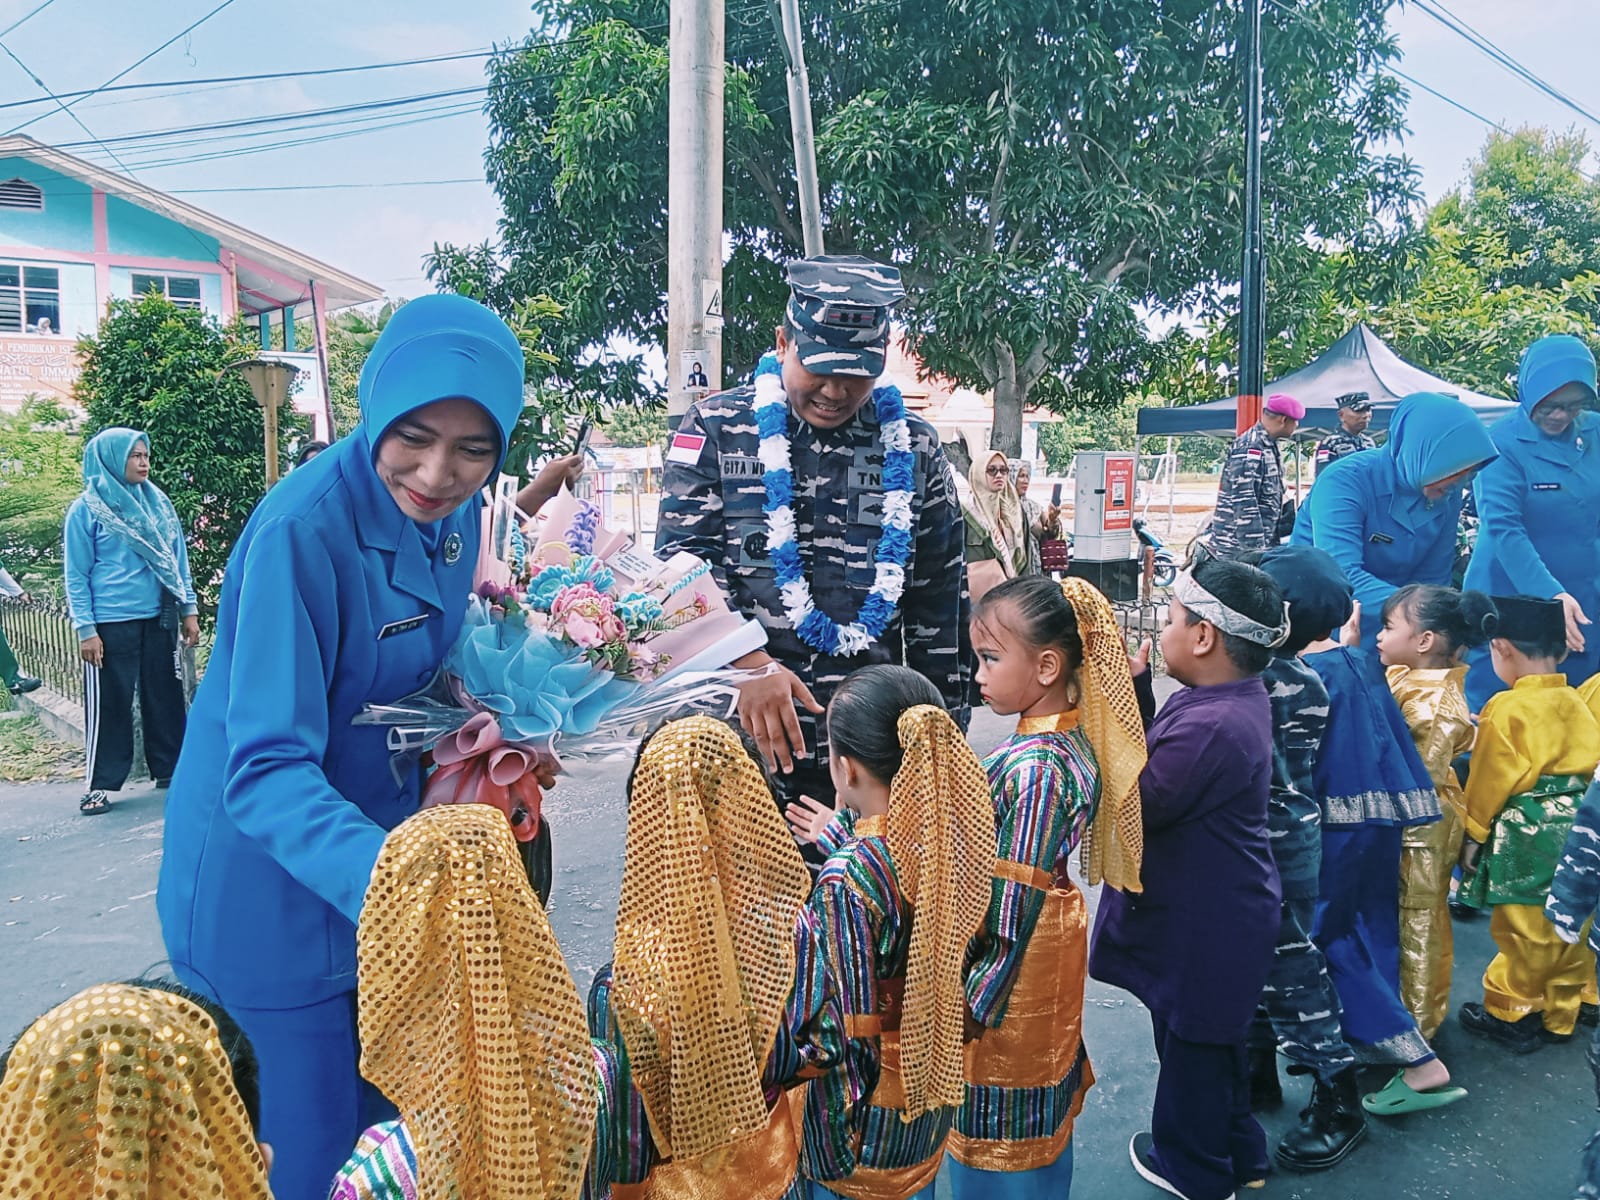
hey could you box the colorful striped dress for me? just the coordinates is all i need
[949,712,1099,1185]
[799,814,954,1200]
[584,906,846,1200]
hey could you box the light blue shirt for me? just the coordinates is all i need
[63,498,197,637]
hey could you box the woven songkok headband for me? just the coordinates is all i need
[358,805,598,1200]
[612,716,812,1161]
[0,983,273,1200]
[1172,570,1290,648]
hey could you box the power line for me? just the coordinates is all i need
[6,0,244,135]
[170,178,483,194]
[0,0,59,40]
[0,37,143,180]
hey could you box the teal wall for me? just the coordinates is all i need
[105,195,220,261]
[110,267,225,320]
[0,157,94,253]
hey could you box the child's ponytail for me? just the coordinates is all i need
[1383,584,1496,653]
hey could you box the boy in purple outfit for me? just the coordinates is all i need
[1092,555,1285,1200]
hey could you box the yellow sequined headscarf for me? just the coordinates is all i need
[0,982,272,1200]
[611,716,813,1161]
[887,704,998,1121]
[1060,577,1147,894]
[357,805,598,1200]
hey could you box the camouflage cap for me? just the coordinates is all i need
[783,254,905,378]
[1335,391,1372,411]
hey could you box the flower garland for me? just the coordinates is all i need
[753,352,914,656]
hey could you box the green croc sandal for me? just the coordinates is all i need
[1361,1070,1467,1116]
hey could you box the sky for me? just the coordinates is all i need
[0,0,1594,306]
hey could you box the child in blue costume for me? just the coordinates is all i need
[1296,555,1465,1117]
[156,294,527,1200]
[1464,334,1600,709]
[1292,391,1497,655]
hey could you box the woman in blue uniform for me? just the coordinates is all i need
[1464,334,1600,708]
[1292,392,1497,655]
[156,294,526,1200]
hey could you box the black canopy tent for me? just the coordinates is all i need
[1136,323,1516,439]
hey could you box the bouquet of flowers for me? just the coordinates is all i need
[357,480,766,858]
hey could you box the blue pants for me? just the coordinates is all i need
[1252,892,1357,1084]
[181,980,395,1200]
[946,1140,1072,1199]
[1314,824,1432,1066]
[1150,1017,1267,1200]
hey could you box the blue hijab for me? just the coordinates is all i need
[1518,334,1597,415]
[1386,392,1497,520]
[80,427,188,599]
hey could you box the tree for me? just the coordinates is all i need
[75,293,308,613]
[604,400,667,448]
[435,0,1417,454]
[0,398,80,591]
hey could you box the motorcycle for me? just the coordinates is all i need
[1133,517,1178,588]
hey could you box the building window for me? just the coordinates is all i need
[0,264,61,334]
[131,273,203,310]
[0,179,43,211]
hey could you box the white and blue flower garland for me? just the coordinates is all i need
[753,352,915,657]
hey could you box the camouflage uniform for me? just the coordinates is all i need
[1313,430,1376,477]
[1209,423,1285,558]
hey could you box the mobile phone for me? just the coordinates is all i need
[1051,482,1063,506]
[573,419,594,457]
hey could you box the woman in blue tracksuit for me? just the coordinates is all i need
[156,294,526,1200]
[1292,392,1497,654]
[1463,334,1600,709]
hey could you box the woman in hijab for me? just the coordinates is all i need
[0,981,273,1199]
[156,293,528,1200]
[964,450,1027,601]
[1293,392,1497,654]
[63,427,199,815]
[1464,335,1600,707]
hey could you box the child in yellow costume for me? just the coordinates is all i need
[798,664,996,1200]
[1375,583,1493,1040]
[946,575,1145,1199]
[1459,594,1600,1051]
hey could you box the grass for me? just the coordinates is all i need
[0,714,83,783]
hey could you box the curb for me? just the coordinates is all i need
[16,685,85,748]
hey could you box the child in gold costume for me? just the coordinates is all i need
[1459,595,1600,1051]
[798,665,996,1200]
[1375,583,1493,1040]
[945,575,1145,1200]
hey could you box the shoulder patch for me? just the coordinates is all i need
[667,432,706,465]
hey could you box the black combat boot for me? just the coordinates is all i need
[1275,1066,1367,1172]
[1248,1045,1282,1110]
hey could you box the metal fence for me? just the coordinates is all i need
[1,596,83,703]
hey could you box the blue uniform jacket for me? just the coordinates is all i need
[157,434,483,1008]
[1293,392,1496,654]
[62,499,198,636]
[1465,341,1600,706]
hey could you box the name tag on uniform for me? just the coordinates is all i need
[719,453,763,479]
[667,432,706,465]
[378,613,431,640]
[1369,532,1394,544]
[1532,482,1561,491]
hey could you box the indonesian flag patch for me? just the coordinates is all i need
[667,431,707,465]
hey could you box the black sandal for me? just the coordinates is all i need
[79,790,111,815]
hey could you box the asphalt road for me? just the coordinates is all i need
[1,703,1594,1198]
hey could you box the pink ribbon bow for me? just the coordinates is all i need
[422,712,545,843]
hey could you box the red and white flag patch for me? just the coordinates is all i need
[667,432,707,465]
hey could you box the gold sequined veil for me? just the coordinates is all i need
[357,805,598,1200]
[611,716,813,1162]
[1060,577,1147,893]
[887,704,998,1120]
[0,982,272,1200]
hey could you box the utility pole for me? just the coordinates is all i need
[1236,0,1266,435]
[771,0,823,255]
[666,0,725,429]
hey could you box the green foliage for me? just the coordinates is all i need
[603,401,667,448]
[1036,400,1222,476]
[442,0,1415,453]
[0,398,80,589]
[75,293,308,613]
[305,301,399,435]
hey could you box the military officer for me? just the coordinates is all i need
[1314,391,1377,477]
[655,254,970,843]
[1208,392,1305,558]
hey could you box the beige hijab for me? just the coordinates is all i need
[967,450,1026,572]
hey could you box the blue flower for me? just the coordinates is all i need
[764,469,793,511]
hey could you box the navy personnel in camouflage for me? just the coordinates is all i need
[655,254,971,844]
[1208,391,1304,558]
[1313,391,1377,477]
